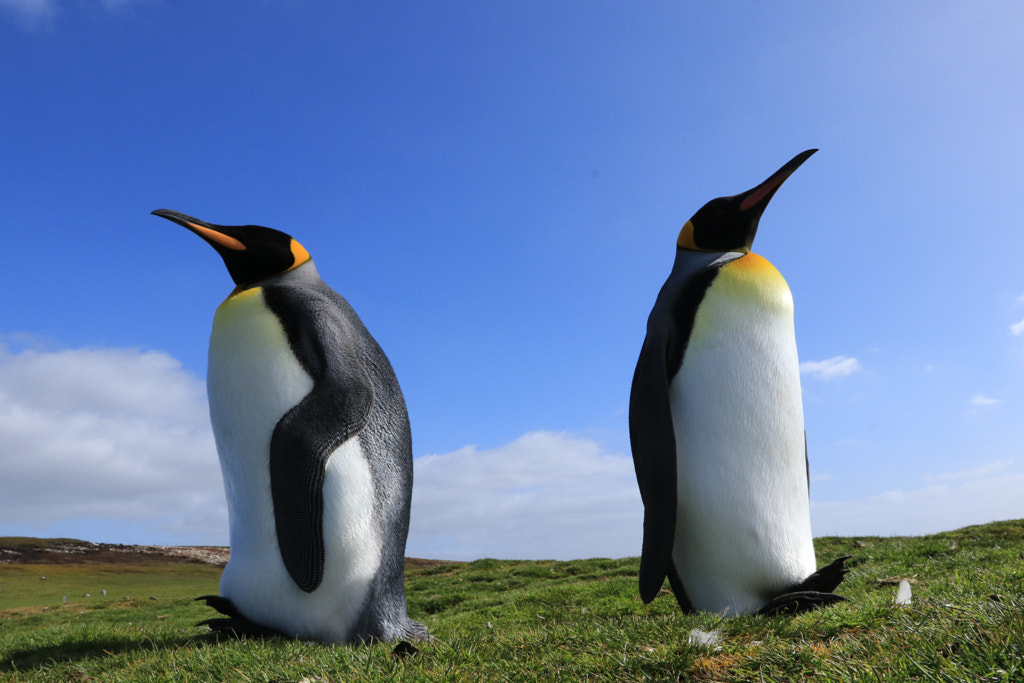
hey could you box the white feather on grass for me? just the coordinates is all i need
[895,579,912,605]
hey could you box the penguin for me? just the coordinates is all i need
[628,150,849,617]
[152,209,428,644]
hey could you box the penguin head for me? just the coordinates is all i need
[676,149,817,253]
[152,209,312,288]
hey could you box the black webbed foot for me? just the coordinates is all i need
[195,595,283,638]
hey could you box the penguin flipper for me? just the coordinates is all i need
[264,285,376,593]
[629,331,679,604]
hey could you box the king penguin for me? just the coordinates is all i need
[153,209,429,644]
[628,150,849,617]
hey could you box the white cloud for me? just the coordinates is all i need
[812,460,1024,537]
[968,393,1001,407]
[0,0,56,27]
[408,431,642,561]
[0,343,226,544]
[924,459,1013,482]
[6,342,1016,560]
[0,342,645,559]
[800,355,862,381]
[97,0,150,8]
[1010,317,1024,336]
[0,0,150,28]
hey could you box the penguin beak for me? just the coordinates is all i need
[151,209,247,252]
[738,149,817,215]
[727,148,817,251]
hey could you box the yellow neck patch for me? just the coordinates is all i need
[223,282,263,303]
[716,253,792,310]
[726,252,774,273]
[289,240,311,270]
[677,221,700,250]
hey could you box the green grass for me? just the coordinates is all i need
[2,520,1023,681]
[0,564,222,612]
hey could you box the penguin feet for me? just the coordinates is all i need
[757,590,846,616]
[756,556,852,617]
[400,618,433,643]
[195,595,283,638]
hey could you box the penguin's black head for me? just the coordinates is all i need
[152,209,311,288]
[677,149,817,253]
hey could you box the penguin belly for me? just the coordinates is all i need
[668,254,816,615]
[206,287,382,642]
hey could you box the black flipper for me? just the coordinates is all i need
[755,555,852,616]
[263,284,375,593]
[629,327,679,604]
[629,254,733,605]
[196,595,283,638]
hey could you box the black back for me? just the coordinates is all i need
[261,265,425,640]
[628,251,742,604]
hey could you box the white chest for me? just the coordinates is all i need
[207,288,315,541]
[668,256,816,614]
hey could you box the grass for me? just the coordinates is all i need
[1,520,1023,681]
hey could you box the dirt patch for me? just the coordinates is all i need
[0,538,458,570]
[405,557,463,568]
[0,540,229,567]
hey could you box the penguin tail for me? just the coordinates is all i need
[195,595,283,638]
[195,594,240,618]
[795,555,852,594]
[755,555,853,617]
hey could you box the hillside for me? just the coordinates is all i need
[0,537,229,567]
[1,521,1023,681]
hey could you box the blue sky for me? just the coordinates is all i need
[1,1,1022,560]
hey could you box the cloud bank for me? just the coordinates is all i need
[0,342,644,558]
[408,431,642,561]
[812,460,1024,538]
[1,342,1019,557]
[0,342,226,544]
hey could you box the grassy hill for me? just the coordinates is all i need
[2,520,1023,681]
